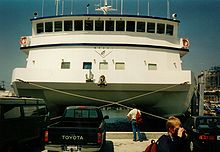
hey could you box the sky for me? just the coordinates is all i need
[0,0,220,89]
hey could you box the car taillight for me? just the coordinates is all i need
[199,135,216,141]
[44,130,49,142]
[97,132,102,144]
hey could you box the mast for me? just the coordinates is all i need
[95,0,117,15]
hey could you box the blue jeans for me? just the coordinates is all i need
[131,120,142,141]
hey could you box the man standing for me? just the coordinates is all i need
[127,104,142,142]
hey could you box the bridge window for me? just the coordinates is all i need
[95,20,104,31]
[105,20,114,31]
[115,62,125,70]
[61,62,70,69]
[36,23,44,33]
[85,20,93,31]
[74,20,83,31]
[166,24,174,35]
[137,22,145,32]
[99,62,108,70]
[116,21,125,31]
[55,21,62,32]
[147,22,155,33]
[45,22,53,32]
[64,20,73,31]
[126,21,135,32]
[157,23,165,34]
[83,62,92,69]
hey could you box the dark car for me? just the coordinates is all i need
[0,96,49,151]
[184,116,220,152]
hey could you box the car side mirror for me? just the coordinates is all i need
[104,115,109,119]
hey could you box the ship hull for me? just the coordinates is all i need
[12,81,195,117]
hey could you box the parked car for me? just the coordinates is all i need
[44,106,109,152]
[184,116,220,152]
[0,96,49,151]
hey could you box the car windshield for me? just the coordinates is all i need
[196,117,220,129]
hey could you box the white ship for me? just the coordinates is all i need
[11,0,195,117]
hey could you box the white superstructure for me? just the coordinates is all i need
[12,1,194,117]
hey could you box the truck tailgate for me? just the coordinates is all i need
[48,127,100,145]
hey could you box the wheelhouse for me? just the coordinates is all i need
[32,15,179,38]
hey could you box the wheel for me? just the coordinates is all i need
[190,141,200,152]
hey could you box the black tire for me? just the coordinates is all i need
[190,141,200,152]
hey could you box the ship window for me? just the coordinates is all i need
[83,62,92,69]
[95,20,104,31]
[126,21,135,32]
[157,23,165,34]
[55,21,62,32]
[45,22,53,32]
[137,22,145,32]
[99,62,108,70]
[147,22,155,33]
[74,20,83,31]
[61,62,70,69]
[116,21,125,31]
[36,23,44,34]
[166,24,174,35]
[115,62,125,70]
[85,20,93,31]
[148,63,157,70]
[64,20,73,31]
[105,20,114,31]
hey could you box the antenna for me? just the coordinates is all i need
[42,0,44,17]
[87,4,90,14]
[121,0,123,15]
[70,0,73,15]
[62,0,64,15]
[167,0,170,18]
[147,0,150,16]
[137,0,139,15]
[55,0,59,16]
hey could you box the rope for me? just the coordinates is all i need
[16,79,114,105]
[99,83,182,109]
[16,79,188,121]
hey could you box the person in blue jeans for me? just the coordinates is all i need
[127,105,142,142]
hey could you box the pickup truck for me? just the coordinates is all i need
[44,106,109,152]
[0,97,48,151]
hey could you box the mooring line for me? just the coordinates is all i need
[16,79,188,120]
[99,83,183,109]
[16,79,114,105]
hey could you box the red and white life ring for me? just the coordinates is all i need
[20,36,28,45]
[182,38,190,48]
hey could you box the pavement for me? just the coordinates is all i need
[41,132,165,152]
[103,132,165,152]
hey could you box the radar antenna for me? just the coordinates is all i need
[95,0,117,14]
